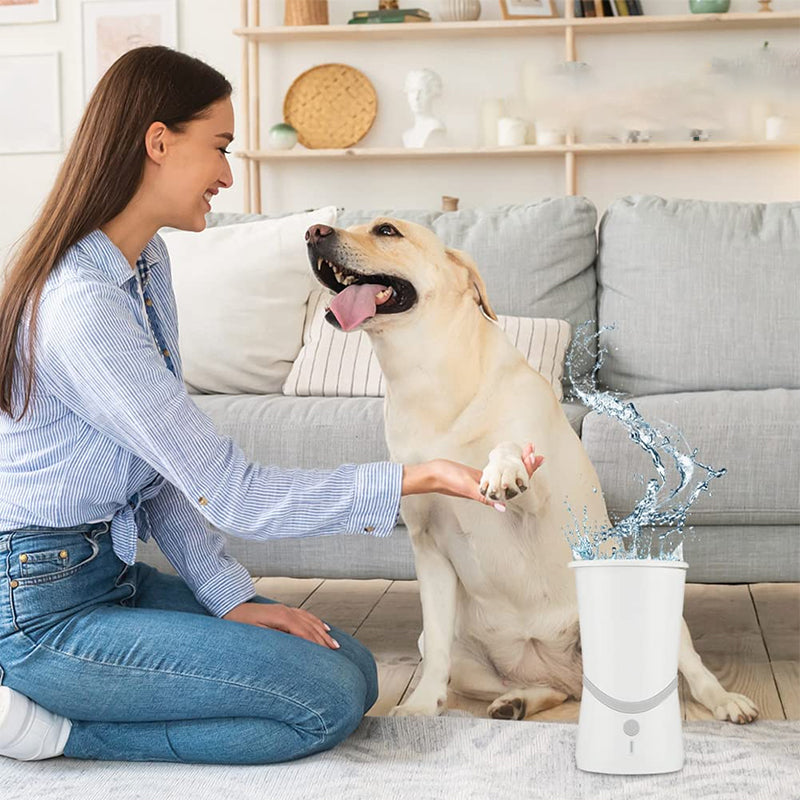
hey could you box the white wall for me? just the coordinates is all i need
[1,0,799,265]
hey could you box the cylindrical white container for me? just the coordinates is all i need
[497,117,526,147]
[480,98,504,147]
[535,127,565,145]
[569,559,687,775]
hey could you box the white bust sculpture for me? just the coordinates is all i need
[402,68,446,149]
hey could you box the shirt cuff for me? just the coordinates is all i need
[347,461,403,538]
[194,561,257,617]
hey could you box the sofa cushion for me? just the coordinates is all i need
[161,206,337,394]
[597,196,800,396]
[580,389,800,527]
[192,393,588,470]
[284,290,572,401]
[136,523,799,582]
[208,197,598,395]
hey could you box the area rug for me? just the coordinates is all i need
[0,717,797,800]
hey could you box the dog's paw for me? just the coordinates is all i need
[389,698,446,717]
[480,454,529,503]
[710,692,759,724]
[488,694,527,721]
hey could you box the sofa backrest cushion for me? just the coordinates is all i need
[597,196,800,395]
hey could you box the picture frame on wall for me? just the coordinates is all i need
[0,0,57,25]
[499,0,558,18]
[0,53,61,153]
[81,0,177,102]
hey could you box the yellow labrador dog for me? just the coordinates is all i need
[306,218,759,724]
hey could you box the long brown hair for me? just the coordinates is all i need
[0,46,231,420]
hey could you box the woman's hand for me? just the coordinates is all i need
[402,441,544,511]
[223,602,340,649]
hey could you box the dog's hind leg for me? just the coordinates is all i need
[449,643,568,720]
[678,617,759,724]
[449,641,508,702]
[487,687,569,721]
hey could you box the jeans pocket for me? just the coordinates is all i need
[19,546,73,579]
[7,525,113,636]
[12,528,104,587]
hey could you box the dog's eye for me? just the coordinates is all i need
[374,224,401,237]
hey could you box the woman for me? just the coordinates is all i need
[0,47,542,765]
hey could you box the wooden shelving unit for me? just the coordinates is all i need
[238,140,800,161]
[234,11,800,42]
[235,2,800,212]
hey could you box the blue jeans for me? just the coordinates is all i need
[0,522,378,764]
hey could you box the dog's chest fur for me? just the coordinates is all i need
[403,492,583,693]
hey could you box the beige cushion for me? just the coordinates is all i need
[283,290,571,400]
[163,207,338,394]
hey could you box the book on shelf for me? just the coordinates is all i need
[351,8,431,19]
[348,14,431,23]
[573,0,636,18]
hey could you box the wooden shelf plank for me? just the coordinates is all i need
[237,141,800,162]
[233,12,800,42]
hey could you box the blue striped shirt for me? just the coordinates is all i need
[0,229,403,616]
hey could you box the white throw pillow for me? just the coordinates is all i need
[283,290,571,401]
[162,207,338,394]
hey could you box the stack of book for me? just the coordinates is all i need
[348,8,431,24]
[573,0,643,15]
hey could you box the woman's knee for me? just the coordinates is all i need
[315,655,372,745]
[328,630,379,712]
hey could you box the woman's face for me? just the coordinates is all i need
[155,96,234,232]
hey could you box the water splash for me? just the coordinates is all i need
[563,322,726,561]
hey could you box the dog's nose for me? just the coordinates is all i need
[306,224,334,244]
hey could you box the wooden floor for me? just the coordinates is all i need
[253,578,799,722]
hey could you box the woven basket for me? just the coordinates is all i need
[283,64,378,149]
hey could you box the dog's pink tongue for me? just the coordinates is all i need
[328,283,388,332]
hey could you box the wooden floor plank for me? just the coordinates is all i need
[297,578,391,636]
[751,583,800,719]
[252,577,323,608]
[354,581,423,717]
[681,584,782,720]
[252,578,796,723]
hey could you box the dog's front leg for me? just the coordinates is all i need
[390,542,457,717]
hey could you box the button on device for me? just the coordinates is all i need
[19,554,28,563]
[623,719,640,736]
[364,525,375,532]
[198,496,208,506]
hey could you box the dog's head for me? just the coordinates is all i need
[305,216,497,332]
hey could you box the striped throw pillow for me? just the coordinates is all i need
[283,290,572,400]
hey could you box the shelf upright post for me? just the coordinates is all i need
[564,0,578,196]
[249,0,262,212]
[241,0,251,212]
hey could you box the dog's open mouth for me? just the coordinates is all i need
[314,257,417,331]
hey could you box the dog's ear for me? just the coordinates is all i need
[446,248,498,321]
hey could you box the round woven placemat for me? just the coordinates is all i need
[283,63,378,149]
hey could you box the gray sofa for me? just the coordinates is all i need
[139,195,800,584]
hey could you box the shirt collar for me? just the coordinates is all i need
[77,229,163,288]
